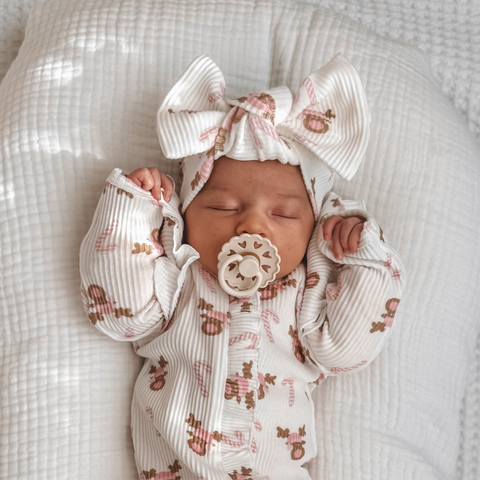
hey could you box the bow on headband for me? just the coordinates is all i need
[157,54,370,215]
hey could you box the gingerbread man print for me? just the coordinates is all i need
[149,356,169,391]
[142,460,182,480]
[237,92,276,124]
[288,325,310,364]
[185,414,222,456]
[228,467,253,480]
[260,277,297,301]
[299,108,335,134]
[225,361,255,409]
[257,372,276,400]
[277,425,307,460]
[198,298,230,336]
[371,298,401,333]
[84,284,133,325]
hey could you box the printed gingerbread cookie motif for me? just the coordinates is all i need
[149,356,169,391]
[229,295,253,313]
[298,108,335,134]
[116,188,134,199]
[191,171,202,190]
[143,460,181,480]
[305,271,320,290]
[84,284,133,324]
[330,197,345,210]
[207,127,228,159]
[257,372,276,400]
[371,298,401,333]
[260,277,297,301]
[164,217,175,228]
[277,425,307,460]
[237,93,276,124]
[379,226,385,243]
[228,467,253,480]
[132,242,154,255]
[198,298,230,336]
[147,228,165,256]
[225,361,255,410]
[185,413,221,456]
[288,325,310,364]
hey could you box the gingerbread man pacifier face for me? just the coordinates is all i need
[217,233,281,297]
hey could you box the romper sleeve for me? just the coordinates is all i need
[298,191,406,377]
[79,168,198,342]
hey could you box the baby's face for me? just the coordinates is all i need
[184,157,314,279]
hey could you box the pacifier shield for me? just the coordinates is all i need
[217,233,281,297]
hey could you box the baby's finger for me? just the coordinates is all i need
[323,215,343,241]
[148,168,163,201]
[127,168,149,187]
[135,168,155,191]
[339,217,364,253]
[347,222,364,253]
[159,173,174,202]
[331,221,345,260]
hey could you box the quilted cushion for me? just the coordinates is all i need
[1,0,479,479]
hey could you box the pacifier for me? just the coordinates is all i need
[217,233,281,298]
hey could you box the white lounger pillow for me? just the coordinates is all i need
[1,0,479,479]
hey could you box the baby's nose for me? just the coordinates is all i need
[235,210,268,237]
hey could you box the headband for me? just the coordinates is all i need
[157,54,370,216]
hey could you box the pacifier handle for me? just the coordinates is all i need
[218,254,263,297]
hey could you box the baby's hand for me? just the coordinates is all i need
[322,215,366,260]
[127,168,174,202]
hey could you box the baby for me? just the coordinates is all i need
[80,55,405,480]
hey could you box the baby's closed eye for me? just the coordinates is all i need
[208,204,238,212]
[270,208,300,219]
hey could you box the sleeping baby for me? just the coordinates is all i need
[80,54,405,480]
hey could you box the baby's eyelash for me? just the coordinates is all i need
[273,213,298,219]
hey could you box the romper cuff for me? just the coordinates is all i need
[153,189,200,320]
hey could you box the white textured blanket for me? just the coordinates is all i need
[1,0,479,140]
[0,1,479,480]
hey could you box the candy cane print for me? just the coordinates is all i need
[326,274,342,301]
[330,360,367,374]
[194,360,212,397]
[249,116,281,149]
[149,199,162,210]
[251,437,258,454]
[253,420,262,431]
[221,430,244,448]
[95,220,118,253]
[199,126,219,142]
[228,332,258,349]
[208,83,225,103]
[303,77,316,106]
[200,156,214,182]
[261,309,279,343]
[282,378,295,407]
[198,264,216,293]
[384,253,392,269]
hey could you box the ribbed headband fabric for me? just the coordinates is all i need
[157,54,370,216]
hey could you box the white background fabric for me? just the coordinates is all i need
[0,1,479,479]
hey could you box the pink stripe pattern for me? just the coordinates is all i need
[261,309,280,343]
[194,360,212,397]
[95,220,118,253]
[282,378,295,406]
[228,332,258,349]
